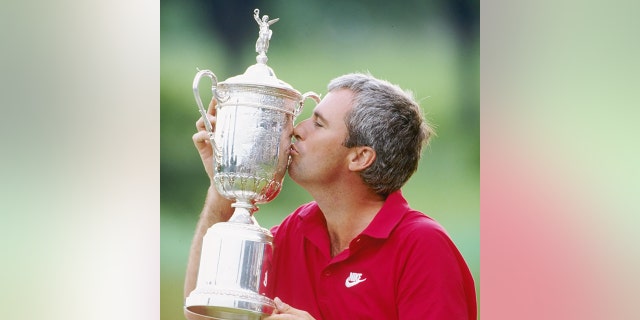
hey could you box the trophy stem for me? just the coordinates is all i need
[228,200,258,225]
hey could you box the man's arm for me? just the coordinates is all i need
[396,221,477,319]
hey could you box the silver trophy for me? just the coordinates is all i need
[185,9,320,320]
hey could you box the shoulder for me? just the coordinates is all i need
[390,211,463,260]
[392,211,474,289]
[270,201,318,236]
[395,211,451,241]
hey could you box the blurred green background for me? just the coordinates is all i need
[161,0,478,319]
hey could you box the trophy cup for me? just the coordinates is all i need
[185,9,320,320]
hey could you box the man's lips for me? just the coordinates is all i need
[289,144,299,155]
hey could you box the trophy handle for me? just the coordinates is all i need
[193,69,218,136]
[193,69,221,174]
[296,91,321,117]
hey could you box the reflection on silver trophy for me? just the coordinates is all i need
[185,9,320,320]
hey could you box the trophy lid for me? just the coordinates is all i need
[220,9,298,93]
[223,63,296,92]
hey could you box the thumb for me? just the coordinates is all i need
[270,297,315,320]
[274,297,291,313]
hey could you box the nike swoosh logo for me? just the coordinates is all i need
[345,277,367,288]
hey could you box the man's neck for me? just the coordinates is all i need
[311,185,385,257]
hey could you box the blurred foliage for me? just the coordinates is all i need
[161,0,478,319]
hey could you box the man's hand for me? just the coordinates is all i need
[192,98,217,181]
[265,297,316,320]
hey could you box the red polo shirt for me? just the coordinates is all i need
[268,191,477,319]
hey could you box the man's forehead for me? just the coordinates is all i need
[312,109,328,122]
[313,89,354,116]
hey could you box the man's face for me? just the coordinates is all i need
[288,89,354,188]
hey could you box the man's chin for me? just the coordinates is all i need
[287,165,301,183]
[287,168,297,180]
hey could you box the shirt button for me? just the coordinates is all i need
[323,270,332,276]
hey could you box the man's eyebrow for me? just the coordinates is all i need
[313,110,328,124]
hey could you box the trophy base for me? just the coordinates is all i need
[185,289,275,320]
[185,306,263,320]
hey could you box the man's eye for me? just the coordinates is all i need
[313,121,323,128]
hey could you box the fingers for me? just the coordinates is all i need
[196,98,218,132]
[195,113,216,131]
[192,131,211,146]
[265,298,315,320]
[274,297,291,313]
[207,98,217,115]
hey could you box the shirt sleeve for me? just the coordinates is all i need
[396,219,477,320]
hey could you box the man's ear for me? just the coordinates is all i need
[348,146,376,172]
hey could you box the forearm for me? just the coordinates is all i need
[184,185,234,299]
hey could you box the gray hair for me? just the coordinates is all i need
[328,73,434,197]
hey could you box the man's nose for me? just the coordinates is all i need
[292,119,307,141]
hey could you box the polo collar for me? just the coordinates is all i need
[360,190,410,239]
[299,190,411,244]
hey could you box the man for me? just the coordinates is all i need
[185,73,477,319]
